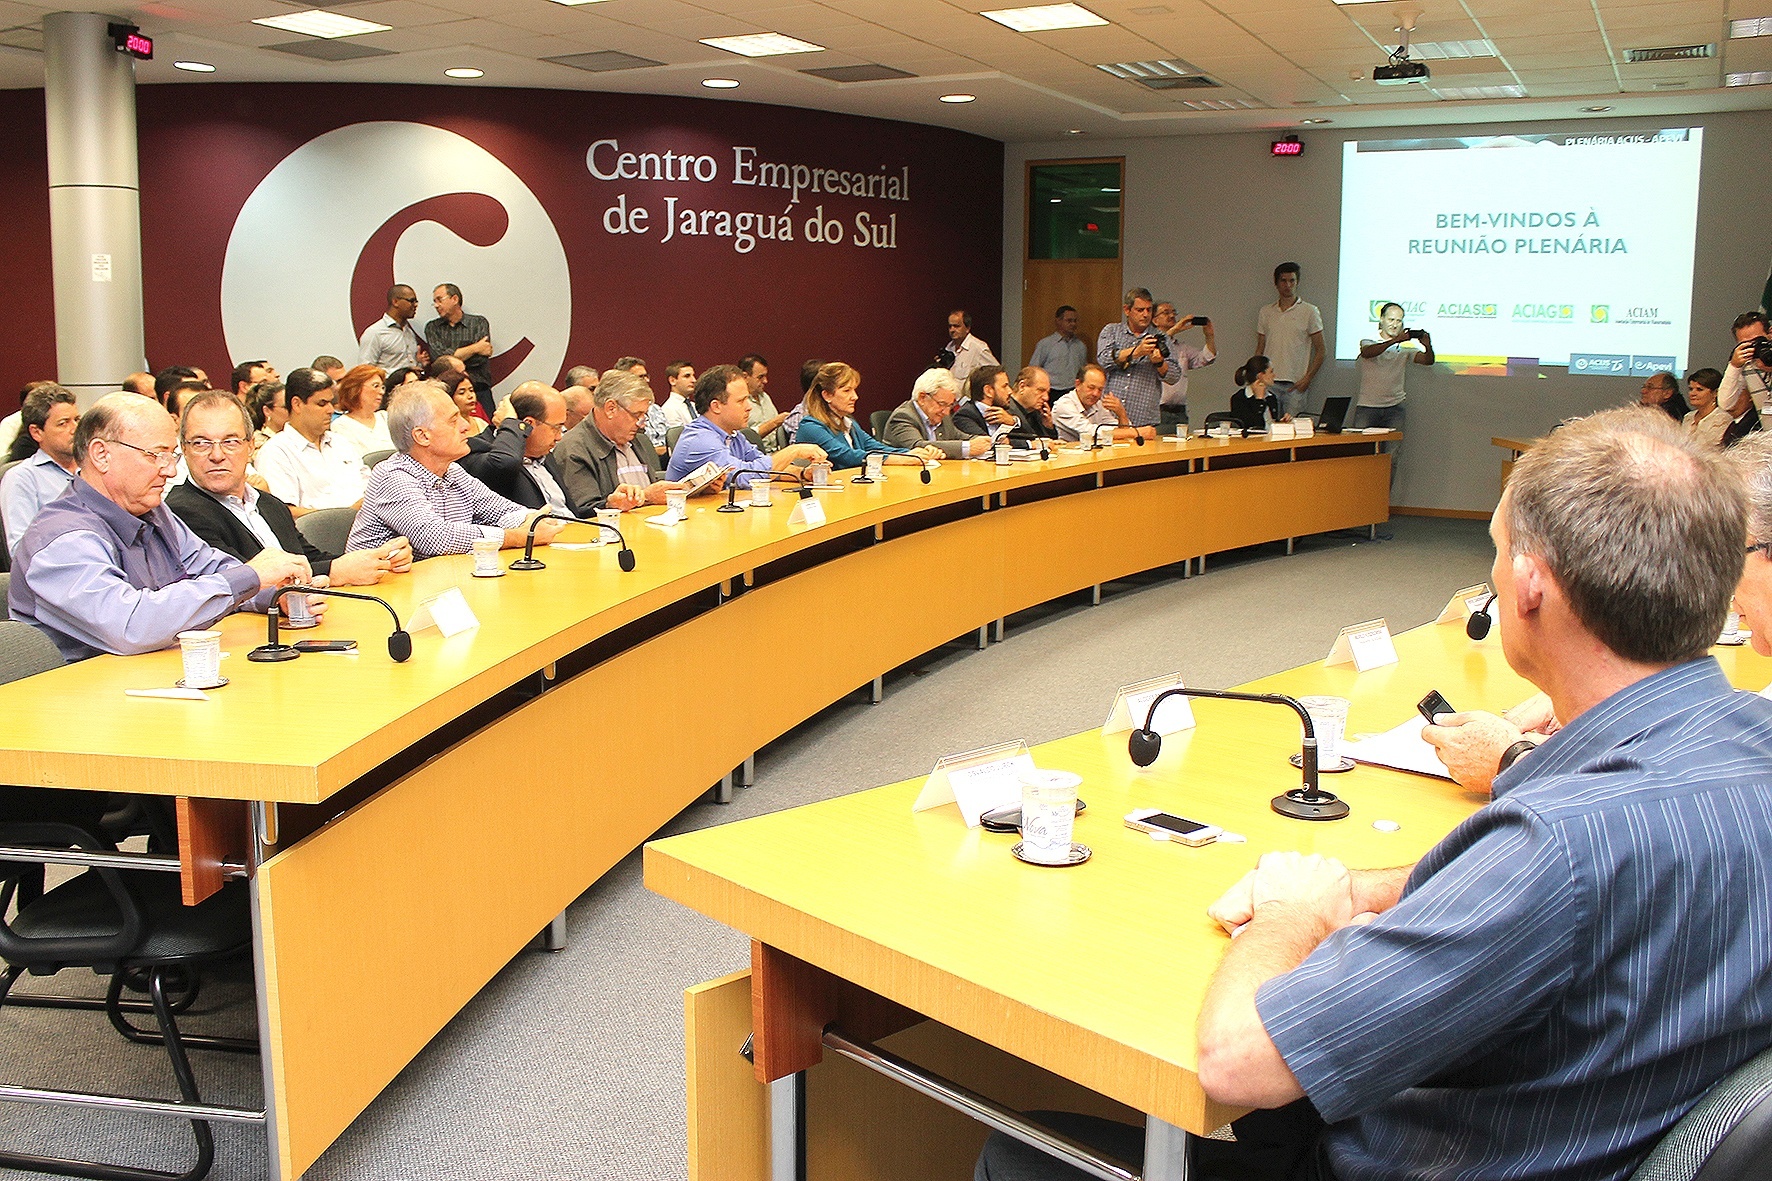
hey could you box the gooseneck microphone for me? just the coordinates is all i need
[1090,423,1112,449]
[1127,685,1349,821]
[249,584,412,663]
[510,511,635,572]
[1467,592,1497,640]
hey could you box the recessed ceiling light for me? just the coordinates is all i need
[1300,117,1332,124]
[1727,71,1772,86]
[173,60,216,73]
[1579,105,1612,112]
[1049,197,1062,203]
[1431,84,1526,99]
[1731,17,1772,37]
[444,67,483,79]
[980,4,1108,33]
[940,93,976,103]
[251,9,391,38]
[1067,128,1084,134]
[700,33,824,57]
[702,78,739,88]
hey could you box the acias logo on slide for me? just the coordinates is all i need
[220,122,571,394]
[1592,305,1609,323]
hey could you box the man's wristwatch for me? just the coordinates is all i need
[1496,739,1537,776]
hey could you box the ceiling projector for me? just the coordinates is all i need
[1374,59,1430,84]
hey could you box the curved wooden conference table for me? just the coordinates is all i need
[0,430,1393,1179]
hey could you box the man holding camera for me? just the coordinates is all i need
[1720,311,1772,415]
[1356,301,1433,488]
[1096,286,1169,429]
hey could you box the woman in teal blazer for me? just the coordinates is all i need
[794,362,943,471]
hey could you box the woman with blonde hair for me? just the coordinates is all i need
[331,364,394,458]
[794,362,939,470]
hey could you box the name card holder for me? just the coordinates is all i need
[1435,583,1492,625]
[1103,673,1196,737]
[788,497,827,528]
[1325,618,1398,671]
[411,586,479,638]
[912,739,1035,827]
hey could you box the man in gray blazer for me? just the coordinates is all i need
[556,368,691,512]
[880,369,993,460]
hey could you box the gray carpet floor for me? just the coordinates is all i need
[0,516,1494,1180]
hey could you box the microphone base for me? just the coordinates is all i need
[248,643,301,663]
[509,557,547,571]
[1271,789,1350,822]
[850,476,875,484]
[716,502,746,513]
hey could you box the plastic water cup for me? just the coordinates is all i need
[994,440,1011,466]
[1019,770,1082,864]
[810,466,829,487]
[176,630,223,688]
[864,452,884,480]
[1300,695,1350,765]
[1174,422,1189,439]
[281,590,317,629]
[593,508,620,545]
[666,488,689,515]
[471,536,502,577]
[750,477,773,507]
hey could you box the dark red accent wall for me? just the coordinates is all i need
[0,83,1004,416]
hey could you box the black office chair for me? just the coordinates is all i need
[1201,411,1241,431]
[869,409,891,437]
[362,447,395,469]
[1629,1044,1772,1180]
[0,804,260,1181]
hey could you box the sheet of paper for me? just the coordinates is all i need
[125,687,208,700]
[1342,716,1453,781]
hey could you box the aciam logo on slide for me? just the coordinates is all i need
[1512,303,1576,322]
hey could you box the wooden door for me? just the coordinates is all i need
[1021,158,1124,368]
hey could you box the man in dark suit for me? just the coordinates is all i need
[949,365,1017,437]
[459,383,572,514]
[167,391,410,586]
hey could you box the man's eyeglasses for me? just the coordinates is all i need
[1749,542,1772,559]
[108,438,181,470]
[182,437,248,455]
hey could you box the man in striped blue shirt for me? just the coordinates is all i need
[979,408,1772,1181]
[347,383,561,560]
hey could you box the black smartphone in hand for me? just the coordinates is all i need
[1418,689,1455,725]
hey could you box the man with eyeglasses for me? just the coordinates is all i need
[168,392,410,586]
[357,284,429,371]
[460,383,575,513]
[666,365,829,488]
[8,393,311,662]
[556,369,695,512]
[880,368,992,459]
[255,368,372,515]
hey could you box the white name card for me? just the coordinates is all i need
[411,586,478,638]
[1293,418,1314,437]
[788,497,827,528]
[1269,421,1296,440]
[912,740,1035,827]
[1435,584,1492,625]
[1325,618,1398,671]
[1103,673,1196,737]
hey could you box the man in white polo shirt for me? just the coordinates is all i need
[254,368,371,514]
[1255,261,1324,420]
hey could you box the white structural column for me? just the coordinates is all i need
[43,11,145,404]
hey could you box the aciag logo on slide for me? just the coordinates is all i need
[221,122,571,394]
[1513,304,1576,322]
[1591,305,1609,323]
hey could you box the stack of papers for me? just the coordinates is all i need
[1340,716,1453,781]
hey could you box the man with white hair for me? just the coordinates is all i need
[880,369,992,459]
[556,369,693,512]
[8,393,309,662]
[347,382,560,559]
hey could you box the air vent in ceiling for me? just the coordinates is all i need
[544,50,665,72]
[1096,59,1216,89]
[1623,43,1714,62]
[266,38,393,61]
[1728,70,1772,85]
[801,64,915,82]
[1432,84,1525,99]
[1177,97,1258,110]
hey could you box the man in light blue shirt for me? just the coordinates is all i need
[2,384,79,552]
[1028,305,1087,395]
[9,394,310,662]
[667,365,828,489]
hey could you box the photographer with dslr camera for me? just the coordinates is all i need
[1095,286,1170,429]
[1720,311,1772,415]
[1356,301,1434,487]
